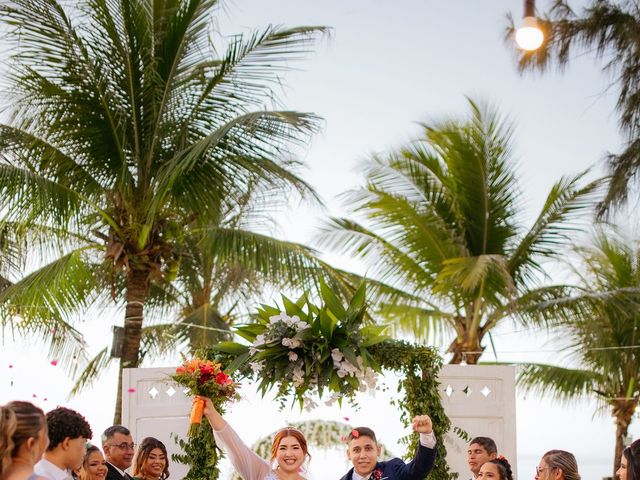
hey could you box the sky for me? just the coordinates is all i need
[1,1,638,479]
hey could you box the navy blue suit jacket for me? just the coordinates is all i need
[339,444,436,480]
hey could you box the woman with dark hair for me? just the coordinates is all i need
[617,439,640,480]
[200,396,310,480]
[78,445,107,480]
[477,456,513,480]
[0,401,49,480]
[131,438,169,480]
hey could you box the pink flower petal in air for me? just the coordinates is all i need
[32,394,37,398]
[50,359,59,366]
[127,388,136,393]
[343,416,349,421]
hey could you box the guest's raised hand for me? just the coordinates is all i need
[411,414,433,434]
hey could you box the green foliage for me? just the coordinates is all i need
[515,229,640,475]
[216,281,388,407]
[318,99,600,364]
[172,404,224,480]
[370,340,454,480]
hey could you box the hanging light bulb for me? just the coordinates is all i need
[516,0,544,51]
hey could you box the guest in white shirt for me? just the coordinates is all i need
[34,407,92,480]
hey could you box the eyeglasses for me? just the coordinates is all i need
[535,467,548,475]
[109,442,136,451]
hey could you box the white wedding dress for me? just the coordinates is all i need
[213,422,305,480]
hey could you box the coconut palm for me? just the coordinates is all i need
[0,0,328,421]
[318,99,601,364]
[69,181,352,397]
[506,0,640,216]
[517,230,640,477]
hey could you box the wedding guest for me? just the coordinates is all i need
[0,401,49,480]
[35,407,92,480]
[131,438,169,480]
[101,427,134,480]
[200,396,310,480]
[467,437,497,479]
[535,450,580,480]
[78,446,107,480]
[617,439,640,480]
[339,415,436,480]
[477,456,513,480]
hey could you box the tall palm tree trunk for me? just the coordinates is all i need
[448,324,484,365]
[612,400,638,478]
[113,268,149,424]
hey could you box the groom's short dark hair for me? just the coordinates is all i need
[349,427,377,443]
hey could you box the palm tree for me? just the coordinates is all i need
[318,99,601,364]
[69,181,352,397]
[517,230,640,477]
[0,0,327,421]
[506,0,640,216]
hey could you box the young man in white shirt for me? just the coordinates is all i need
[34,407,92,480]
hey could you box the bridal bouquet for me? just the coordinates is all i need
[172,358,238,436]
[217,281,387,409]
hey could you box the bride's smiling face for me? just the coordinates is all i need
[275,436,305,474]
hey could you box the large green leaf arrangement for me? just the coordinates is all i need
[218,281,387,408]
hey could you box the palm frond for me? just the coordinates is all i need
[68,346,113,396]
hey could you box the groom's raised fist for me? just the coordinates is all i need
[411,414,433,434]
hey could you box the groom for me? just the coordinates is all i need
[339,414,436,480]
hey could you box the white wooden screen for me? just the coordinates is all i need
[439,365,517,479]
[121,367,191,480]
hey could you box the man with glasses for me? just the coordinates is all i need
[102,426,135,480]
[35,407,93,480]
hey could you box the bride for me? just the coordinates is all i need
[199,396,309,480]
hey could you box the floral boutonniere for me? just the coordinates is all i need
[370,468,387,480]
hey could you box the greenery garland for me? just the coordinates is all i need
[369,340,454,480]
[174,284,455,480]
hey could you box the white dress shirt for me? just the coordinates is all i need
[34,458,73,480]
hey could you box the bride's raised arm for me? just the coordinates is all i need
[200,396,272,480]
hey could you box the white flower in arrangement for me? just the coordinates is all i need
[250,362,264,373]
[281,337,302,349]
[292,366,305,387]
[254,334,266,346]
[324,392,341,407]
[302,395,318,412]
[269,313,284,324]
[287,315,300,326]
[295,320,309,331]
[363,367,378,389]
[288,351,298,362]
[331,348,344,363]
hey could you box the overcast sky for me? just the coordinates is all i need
[1,1,637,479]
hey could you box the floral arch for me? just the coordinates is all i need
[175,283,454,480]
